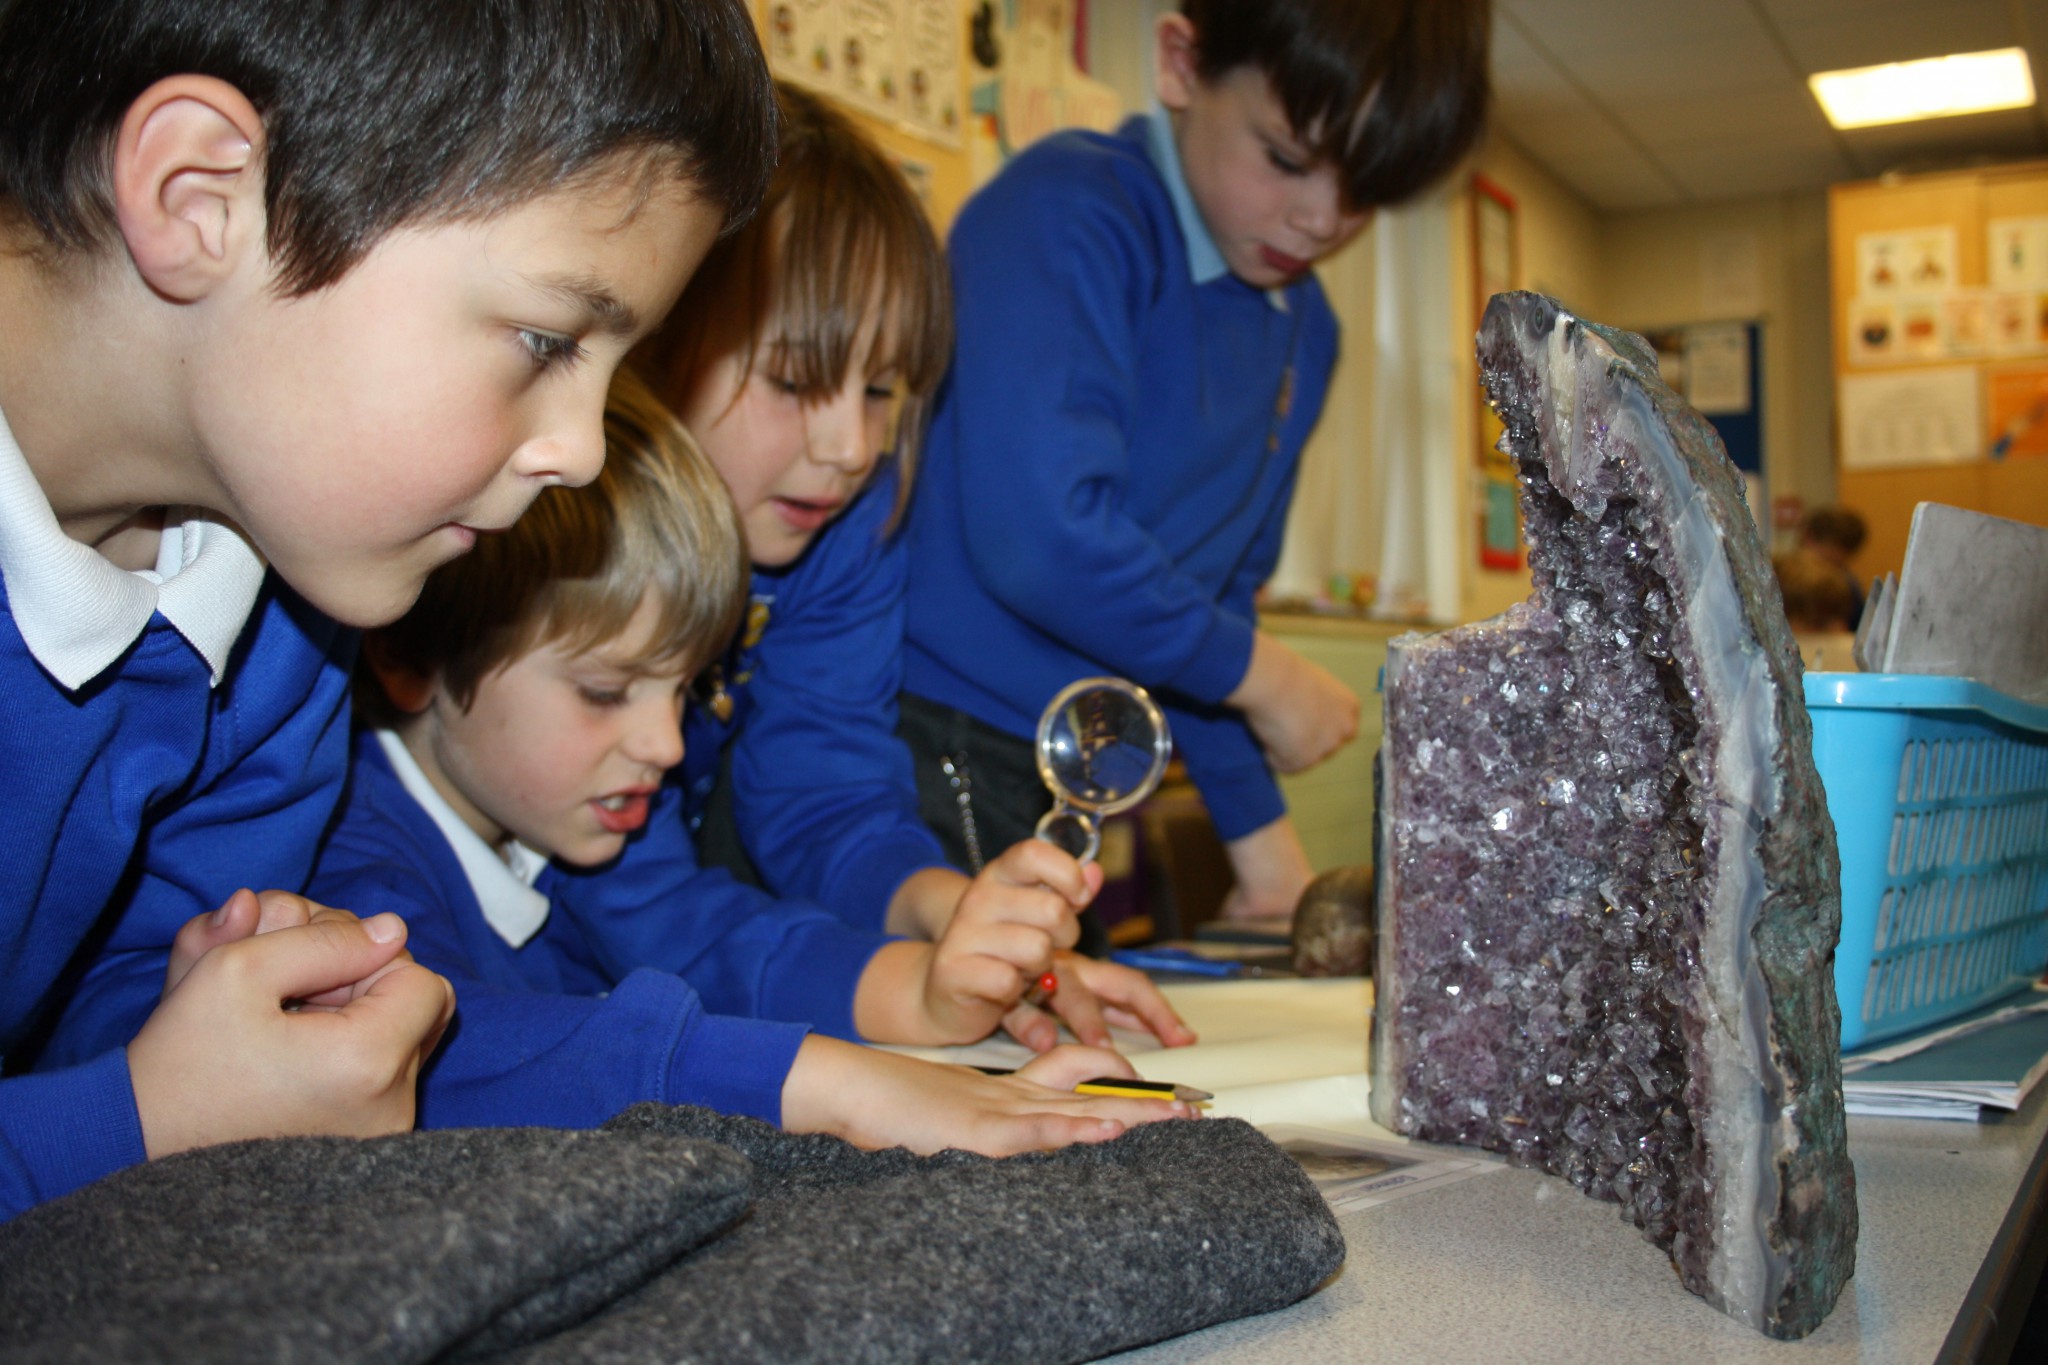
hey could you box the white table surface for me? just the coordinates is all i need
[897,979,2048,1362]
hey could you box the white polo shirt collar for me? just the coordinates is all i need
[376,729,551,949]
[0,402,266,691]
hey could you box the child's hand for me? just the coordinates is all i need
[1218,817,1316,921]
[1229,632,1359,772]
[1001,950,1199,1051]
[167,888,412,1007]
[779,1036,1193,1157]
[127,908,456,1159]
[911,839,1099,1042]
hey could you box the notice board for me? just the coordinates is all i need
[1830,166,2048,580]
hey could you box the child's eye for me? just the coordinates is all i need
[577,685,628,708]
[865,383,896,402]
[519,328,587,373]
[1266,145,1307,175]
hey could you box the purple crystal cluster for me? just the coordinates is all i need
[1371,293,1857,1339]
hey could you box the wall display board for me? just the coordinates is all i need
[767,0,963,146]
[1838,367,1980,470]
[1829,167,2048,579]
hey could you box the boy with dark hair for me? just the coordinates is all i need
[900,0,1491,928]
[0,0,772,1220]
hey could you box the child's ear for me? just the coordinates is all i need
[1153,13,1202,112]
[360,636,437,716]
[111,75,267,302]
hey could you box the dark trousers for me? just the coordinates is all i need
[897,691,1108,956]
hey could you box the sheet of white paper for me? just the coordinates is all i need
[1839,367,1980,470]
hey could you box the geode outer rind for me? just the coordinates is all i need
[1370,292,1856,1339]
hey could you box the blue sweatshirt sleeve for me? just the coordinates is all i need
[413,970,805,1129]
[546,785,887,1041]
[0,1050,147,1223]
[727,482,950,932]
[940,157,1258,706]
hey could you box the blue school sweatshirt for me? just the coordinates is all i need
[304,730,890,1129]
[901,113,1340,842]
[682,471,950,933]
[1,577,354,1221]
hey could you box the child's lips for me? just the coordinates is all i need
[771,495,842,534]
[591,790,652,834]
[1260,245,1311,277]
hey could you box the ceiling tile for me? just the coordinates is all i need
[1659,139,1864,201]
[1777,1,2016,74]
[1608,87,1834,147]
[1503,0,1761,58]
[1495,0,2048,209]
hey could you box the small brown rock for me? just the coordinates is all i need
[1290,865,1375,977]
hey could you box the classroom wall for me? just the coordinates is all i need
[1452,135,1606,625]
[1601,189,1837,534]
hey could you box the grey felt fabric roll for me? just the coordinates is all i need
[0,1125,751,1363]
[506,1106,1346,1364]
[0,1110,1342,1363]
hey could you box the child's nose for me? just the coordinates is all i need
[1289,177,1346,245]
[806,385,878,477]
[627,701,686,771]
[513,384,608,489]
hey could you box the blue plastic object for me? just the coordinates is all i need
[1108,947,1245,978]
[1806,674,2048,1049]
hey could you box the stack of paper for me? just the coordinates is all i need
[1841,990,2048,1121]
[1852,503,2048,704]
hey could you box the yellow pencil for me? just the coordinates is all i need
[974,1067,1210,1103]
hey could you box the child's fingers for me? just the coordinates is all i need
[951,920,1063,977]
[941,951,1037,1011]
[999,999,1060,1053]
[1068,958,1198,1047]
[1013,1042,1138,1088]
[1048,978,1112,1049]
[987,839,1095,906]
[957,880,1078,941]
[165,889,264,995]
[221,911,412,1006]
[355,960,458,1063]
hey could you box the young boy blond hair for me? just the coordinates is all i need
[1,0,772,1219]
[313,371,1188,1149]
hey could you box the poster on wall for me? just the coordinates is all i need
[1990,216,2048,290]
[1986,364,2048,459]
[1839,366,1981,470]
[767,0,962,147]
[1855,226,1956,295]
[1684,324,1750,414]
[963,0,1121,187]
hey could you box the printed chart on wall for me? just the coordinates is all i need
[1848,220,2048,366]
[1839,366,1980,470]
[766,0,961,146]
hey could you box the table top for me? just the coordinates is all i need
[897,980,2048,1362]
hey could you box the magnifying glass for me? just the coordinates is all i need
[1033,677,1173,864]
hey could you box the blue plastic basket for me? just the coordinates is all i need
[1806,674,2048,1050]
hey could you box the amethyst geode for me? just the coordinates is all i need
[1369,293,1856,1338]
